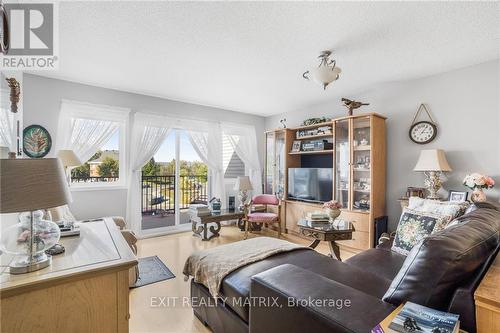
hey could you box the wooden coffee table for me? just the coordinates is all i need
[297,219,354,261]
[191,209,245,241]
[191,206,269,241]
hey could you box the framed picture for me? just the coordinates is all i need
[228,196,235,212]
[291,140,301,153]
[23,124,52,158]
[448,190,468,203]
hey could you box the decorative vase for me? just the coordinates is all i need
[471,188,487,203]
[326,208,341,220]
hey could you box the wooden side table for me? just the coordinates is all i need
[297,219,354,261]
[474,252,500,333]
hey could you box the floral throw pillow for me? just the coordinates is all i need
[408,197,469,219]
[391,208,446,256]
[407,197,470,233]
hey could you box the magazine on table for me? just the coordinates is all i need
[372,302,459,333]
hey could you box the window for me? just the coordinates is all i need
[222,134,245,179]
[71,131,122,184]
[57,100,129,187]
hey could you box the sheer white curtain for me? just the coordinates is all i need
[0,107,13,149]
[0,89,13,150]
[56,100,129,162]
[224,123,262,194]
[187,123,225,207]
[126,113,172,233]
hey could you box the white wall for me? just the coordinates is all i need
[0,72,24,229]
[22,74,266,220]
[265,60,500,230]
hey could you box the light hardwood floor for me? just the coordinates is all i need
[130,225,356,333]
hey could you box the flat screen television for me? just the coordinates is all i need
[288,168,333,203]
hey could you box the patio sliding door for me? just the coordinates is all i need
[141,129,208,232]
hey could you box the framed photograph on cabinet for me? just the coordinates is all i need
[448,191,468,203]
[291,140,301,153]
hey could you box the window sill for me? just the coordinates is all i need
[69,184,128,192]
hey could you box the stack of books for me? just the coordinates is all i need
[189,204,211,217]
[372,302,460,333]
[305,211,330,223]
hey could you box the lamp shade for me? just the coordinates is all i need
[414,149,452,172]
[234,176,253,191]
[57,149,82,167]
[311,65,341,87]
[0,158,72,213]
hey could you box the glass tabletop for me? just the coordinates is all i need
[297,219,353,232]
[208,209,243,216]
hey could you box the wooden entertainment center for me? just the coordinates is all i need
[265,113,386,253]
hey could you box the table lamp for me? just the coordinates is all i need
[234,176,253,211]
[0,158,72,274]
[414,149,452,200]
[57,149,82,184]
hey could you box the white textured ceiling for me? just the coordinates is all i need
[36,1,499,116]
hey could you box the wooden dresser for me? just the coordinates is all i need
[0,218,137,332]
[474,252,500,333]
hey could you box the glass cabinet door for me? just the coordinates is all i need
[335,120,350,209]
[275,131,286,199]
[264,132,275,195]
[352,116,371,212]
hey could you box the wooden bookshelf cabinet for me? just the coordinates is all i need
[265,113,386,253]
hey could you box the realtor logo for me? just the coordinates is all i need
[1,1,58,70]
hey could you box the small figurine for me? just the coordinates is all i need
[341,98,369,116]
[6,77,20,113]
[280,118,287,128]
[209,197,221,212]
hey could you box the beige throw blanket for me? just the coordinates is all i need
[183,237,310,297]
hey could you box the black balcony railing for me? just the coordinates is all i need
[71,176,119,183]
[141,174,208,215]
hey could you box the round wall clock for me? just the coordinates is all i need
[409,121,437,144]
[23,125,52,158]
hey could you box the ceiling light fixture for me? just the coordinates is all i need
[302,50,341,90]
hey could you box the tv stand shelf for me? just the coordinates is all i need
[265,113,386,253]
[288,150,334,155]
[295,133,333,140]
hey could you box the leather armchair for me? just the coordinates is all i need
[250,264,395,333]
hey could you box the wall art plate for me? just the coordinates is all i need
[23,124,52,158]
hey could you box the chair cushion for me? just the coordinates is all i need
[252,194,279,205]
[221,249,392,322]
[383,206,500,310]
[247,212,278,223]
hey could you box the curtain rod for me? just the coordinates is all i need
[135,110,256,130]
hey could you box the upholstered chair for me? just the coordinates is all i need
[243,194,281,239]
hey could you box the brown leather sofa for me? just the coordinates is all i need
[190,203,500,333]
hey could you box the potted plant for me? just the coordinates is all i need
[463,173,495,202]
[323,200,342,220]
